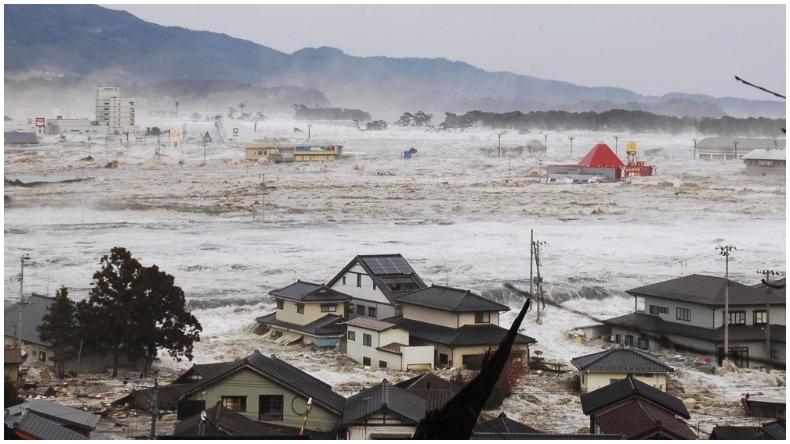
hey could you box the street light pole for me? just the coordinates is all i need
[568,136,575,159]
[614,136,619,156]
[693,139,697,160]
[496,132,503,157]
[717,245,736,365]
[733,141,739,160]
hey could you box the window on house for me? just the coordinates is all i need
[321,304,337,312]
[637,338,649,350]
[676,307,691,322]
[258,395,284,421]
[726,311,746,325]
[296,303,304,314]
[373,281,377,290]
[753,310,768,325]
[439,353,449,365]
[368,307,377,318]
[357,273,362,288]
[624,335,634,347]
[363,357,371,366]
[363,333,372,347]
[614,334,621,344]
[357,305,365,315]
[222,396,247,412]
[276,298,284,310]
[649,305,668,315]
[348,331,356,341]
[475,312,491,323]
[379,360,387,368]
[342,276,346,285]
[38,351,46,362]
[771,350,778,359]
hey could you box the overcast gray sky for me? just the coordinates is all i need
[103,3,786,101]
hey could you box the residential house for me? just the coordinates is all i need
[709,419,785,440]
[383,285,536,369]
[394,372,460,411]
[742,148,786,177]
[178,350,345,436]
[4,399,105,440]
[256,281,350,346]
[245,143,343,163]
[602,274,785,368]
[345,317,433,371]
[173,401,332,439]
[341,379,427,440]
[4,293,56,366]
[326,254,428,321]
[4,348,24,382]
[471,412,623,440]
[580,376,696,440]
[571,347,675,393]
[695,137,785,160]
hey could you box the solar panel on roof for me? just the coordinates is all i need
[364,256,412,275]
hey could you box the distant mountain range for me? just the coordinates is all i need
[4,4,785,119]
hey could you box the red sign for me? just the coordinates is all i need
[35,117,45,127]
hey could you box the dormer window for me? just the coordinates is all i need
[475,312,491,323]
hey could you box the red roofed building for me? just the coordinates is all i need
[547,143,624,182]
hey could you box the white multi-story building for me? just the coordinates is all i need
[95,87,135,135]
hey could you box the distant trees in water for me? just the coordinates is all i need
[293,103,371,121]
[436,109,785,137]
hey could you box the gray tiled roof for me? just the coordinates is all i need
[4,293,55,347]
[342,379,427,426]
[182,350,346,414]
[256,312,346,336]
[387,317,536,347]
[271,281,352,302]
[709,426,767,440]
[395,372,460,392]
[580,376,690,419]
[762,420,786,440]
[473,412,542,434]
[5,399,100,431]
[571,348,674,373]
[595,398,696,439]
[396,285,510,313]
[626,274,785,307]
[11,411,89,440]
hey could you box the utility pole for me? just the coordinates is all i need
[496,132,504,157]
[692,139,697,160]
[299,398,313,435]
[717,245,736,365]
[532,239,546,323]
[175,101,179,119]
[568,136,575,159]
[262,174,266,222]
[150,377,159,439]
[16,254,31,347]
[307,124,312,141]
[614,136,619,156]
[759,269,777,368]
[202,142,207,166]
[733,141,739,160]
[529,229,534,298]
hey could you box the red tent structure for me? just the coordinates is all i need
[546,143,624,182]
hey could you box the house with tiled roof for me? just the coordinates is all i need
[341,379,427,439]
[177,350,345,437]
[4,347,24,381]
[255,281,351,346]
[471,412,623,440]
[382,285,536,369]
[344,317,433,371]
[4,399,104,440]
[4,293,56,366]
[601,274,785,368]
[709,419,786,440]
[571,347,675,393]
[580,376,695,439]
[325,254,428,321]
[395,372,460,410]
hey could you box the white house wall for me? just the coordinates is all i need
[402,346,434,371]
[403,305,459,328]
[712,305,785,329]
[643,296,715,329]
[581,371,668,393]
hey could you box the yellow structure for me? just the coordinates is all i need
[245,144,342,163]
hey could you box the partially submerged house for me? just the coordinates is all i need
[742,148,786,177]
[602,274,786,367]
[345,317,433,371]
[341,379,427,440]
[695,137,785,160]
[580,376,696,439]
[256,281,350,347]
[547,143,625,183]
[4,293,56,366]
[326,254,428,321]
[245,143,343,163]
[571,347,675,393]
[383,285,536,369]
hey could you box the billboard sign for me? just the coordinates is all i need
[35,117,46,128]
